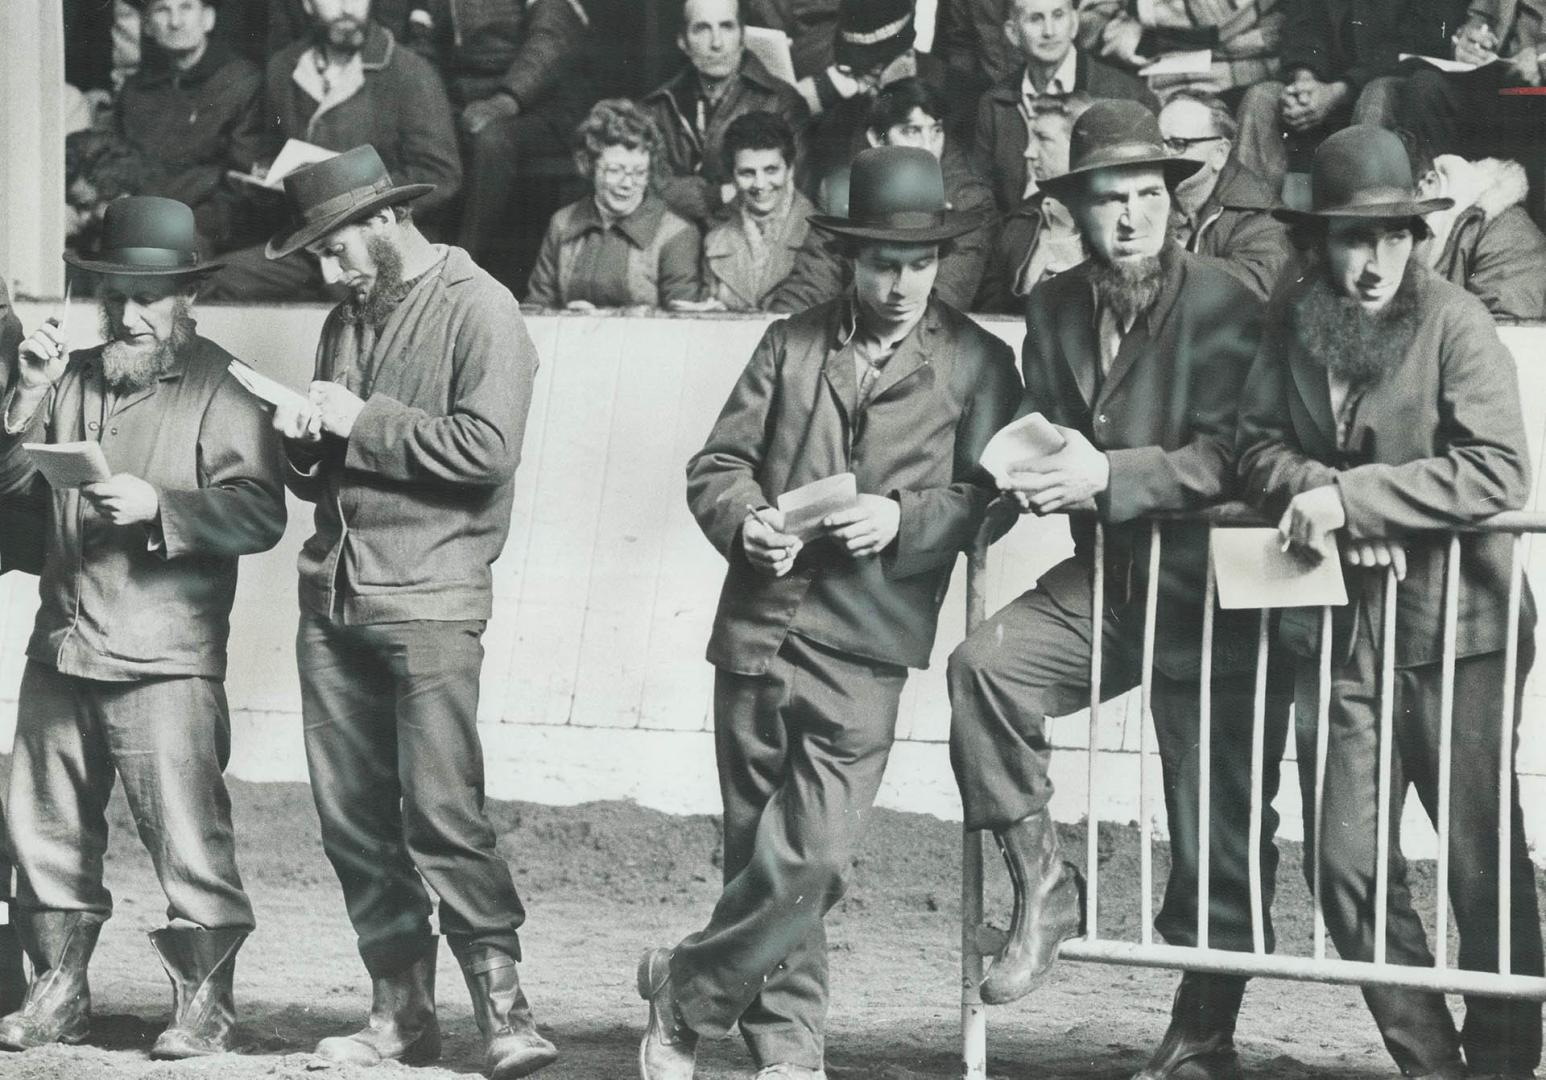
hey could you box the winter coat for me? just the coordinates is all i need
[702,190,816,311]
[1078,0,1284,92]
[1175,157,1292,302]
[1425,156,1546,320]
[525,192,702,308]
[1278,0,1464,89]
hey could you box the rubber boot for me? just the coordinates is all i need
[979,811,1085,1005]
[0,910,103,1050]
[1131,973,1247,1080]
[314,938,442,1066]
[637,947,698,1080]
[457,947,558,1079]
[0,920,24,1016]
[148,926,246,1059]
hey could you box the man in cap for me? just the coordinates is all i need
[263,145,555,1079]
[637,144,1022,1080]
[946,99,1291,1079]
[0,196,287,1057]
[1238,125,1543,1080]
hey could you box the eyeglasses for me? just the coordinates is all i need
[1162,135,1225,153]
[598,164,650,183]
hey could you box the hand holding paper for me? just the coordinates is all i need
[743,504,801,577]
[24,441,111,488]
[822,494,901,557]
[1211,528,1349,609]
[776,472,860,542]
[979,413,1066,487]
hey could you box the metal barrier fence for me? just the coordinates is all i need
[960,504,1546,1078]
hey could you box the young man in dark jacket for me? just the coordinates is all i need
[637,146,1021,1080]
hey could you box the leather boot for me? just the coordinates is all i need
[314,938,441,1066]
[458,947,558,1079]
[0,910,103,1050]
[979,812,1085,1005]
[1131,973,1247,1080]
[148,927,246,1059]
[637,947,697,1080]
[0,920,24,1016]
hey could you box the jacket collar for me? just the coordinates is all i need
[561,191,671,249]
[130,37,236,88]
[1064,241,1187,405]
[646,48,784,110]
[822,295,945,420]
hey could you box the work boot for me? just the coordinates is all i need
[0,919,24,1016]
[148,926,246,1059]
[978,811,1085,1004]
[1130,973,1247,1080]
[637,947,697,1080]
[314,938,441,1066]
[457,946,558,1079]
[0,910,103,1050]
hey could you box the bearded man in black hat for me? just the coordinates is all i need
[1239,124,1544,1080]
[947,98,1292,1080]
[637,144,1021,1080]
[262,144,556,1080]
[0,195,286,1058]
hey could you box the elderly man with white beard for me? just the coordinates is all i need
[0,196,286,1059]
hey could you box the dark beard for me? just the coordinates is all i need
[98,299,195,393]
[313,15,366,52]
[1087,243,1172,327]
[1293,259,1422,386]
[339,236,411,326]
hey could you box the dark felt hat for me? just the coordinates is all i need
[808,146,987,244]
[265,144,433,259]
[1038,99,1201,200]
[1273,125,1452,223]
[63,195,222,277]
[834,0,916,73]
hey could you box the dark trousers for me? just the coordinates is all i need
[1234,76,1404,197]
[1300,630,1544,1076]
[5,661,253,929]
[457,109,575,286]
[947,561,1291,953]
[670,633,906,1070]
[297,614,523,976]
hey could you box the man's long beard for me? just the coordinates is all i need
[1293,259,1422,386]
[98,299,195,393]
[339,236,410,326]
[1087,242,1172,327]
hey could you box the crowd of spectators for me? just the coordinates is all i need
[59,0,1546,317]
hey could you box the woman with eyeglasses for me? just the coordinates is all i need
[525,99,702,310]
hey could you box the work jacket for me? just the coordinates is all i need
[1425,156,1546,320]
[702,190,815,311]
[1173,157,1292,302]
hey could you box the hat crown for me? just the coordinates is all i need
[846,146,946,227]
[1066,99,1168,177]
[1308,125,1419,213]
[835,0,915,70]
[282,144,396,224]
[98,196,200,264]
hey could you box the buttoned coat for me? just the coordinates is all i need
[1236,264,1534,667]
[687,296,1022,675]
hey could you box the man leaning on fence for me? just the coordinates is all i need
[947,99,1294,1080]
[1238,124,1544,1080]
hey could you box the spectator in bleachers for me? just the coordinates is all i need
[65,130,151,258]
[525,99,702,310]
[1077,0,1282,105]
[974,94,1090,313]
[934,0,1019,140]
[746,0,840,80]
[115,0,265,255]
[696,112,815,311]
[1402,133,1546,319]
[973,0,1158,213]
[203,0,461,301]
[641,0,810,228]
[768,77,992,312]
[1160,89,1290,300]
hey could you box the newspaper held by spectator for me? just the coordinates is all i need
[23,441,111,488]
[1138,50,1213,77]
[227,360,310,414]
[229,140,338,191]
[777,473,860,542]
[1397,52,1512,78]
[978,413,1066,487]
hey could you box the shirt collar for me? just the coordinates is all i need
[1022,49,1078,99]
[834,293,933,350]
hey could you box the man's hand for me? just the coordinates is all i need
[1102,19,1153,68]
[272,396,323,443]
[1505,45,1543,86]
[1452,18,1499,64]
[743,507,802,577]
[1281,74,1348,132]
[1002,426,1110,515]
[1344,538,1407,580]
[15,319,70,392]
[461,92,520,136]
[823,494,901,558]
[81,473,159,526]
[309,381,367,439]
[1277,484,1346,556]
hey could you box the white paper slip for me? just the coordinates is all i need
[228,360,310,413]
[1397,52,1511,76]
[979,412,1066,486]
[228,139,337,191]
[1210,528,1349,610]
[776,472,859,542]
[745,26,797,86]
[24,441,111,488]
[1139,49,1214,77]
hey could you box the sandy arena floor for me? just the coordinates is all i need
[0,771,1529,1080]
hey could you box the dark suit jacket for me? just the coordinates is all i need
[687,296,1022,674]
[1237,265,1534,667]
[1021,246,1265,677]
[1279,0,1462,89]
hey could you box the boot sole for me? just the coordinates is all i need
[490,1045,560,1079]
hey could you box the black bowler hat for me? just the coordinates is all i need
[265,145,433,259]
[1273,125,1452,223]
[63,196,222,278]
[1038,99,1201,201]
[808,146,987,244]
[834,0,916,73]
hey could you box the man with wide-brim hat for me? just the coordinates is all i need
[261,144,557,1079]
[0,195,286,1059]
[947,97,1294,1080]
[637,144,1021,1080]
[1242,125,1544,1080]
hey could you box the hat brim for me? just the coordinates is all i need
[1272,196,1454,223]
[265,182,434,260]
[807,209,989,244]
[61,253,225,278]
[1038,155,1203,201]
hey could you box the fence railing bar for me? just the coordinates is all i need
[1313,604,1332,962]
[1435,533,1461,969]
[1198,555,1216,950]
[1249,607,1269,956]
[1140,522,1161,946]
[1373,566,1399,966]
[960,535,990,1080]
[1499,533,1525,976]
[1086,522,1105,942]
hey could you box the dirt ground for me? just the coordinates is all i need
[0,771,1531,1080]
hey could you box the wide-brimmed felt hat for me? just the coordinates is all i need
[1038,99,1202,201]
[808,146,988,244]
[834,0,916,73]
[266,144,433,259]
[63,196,223,277]
[1273,125,1452,223]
